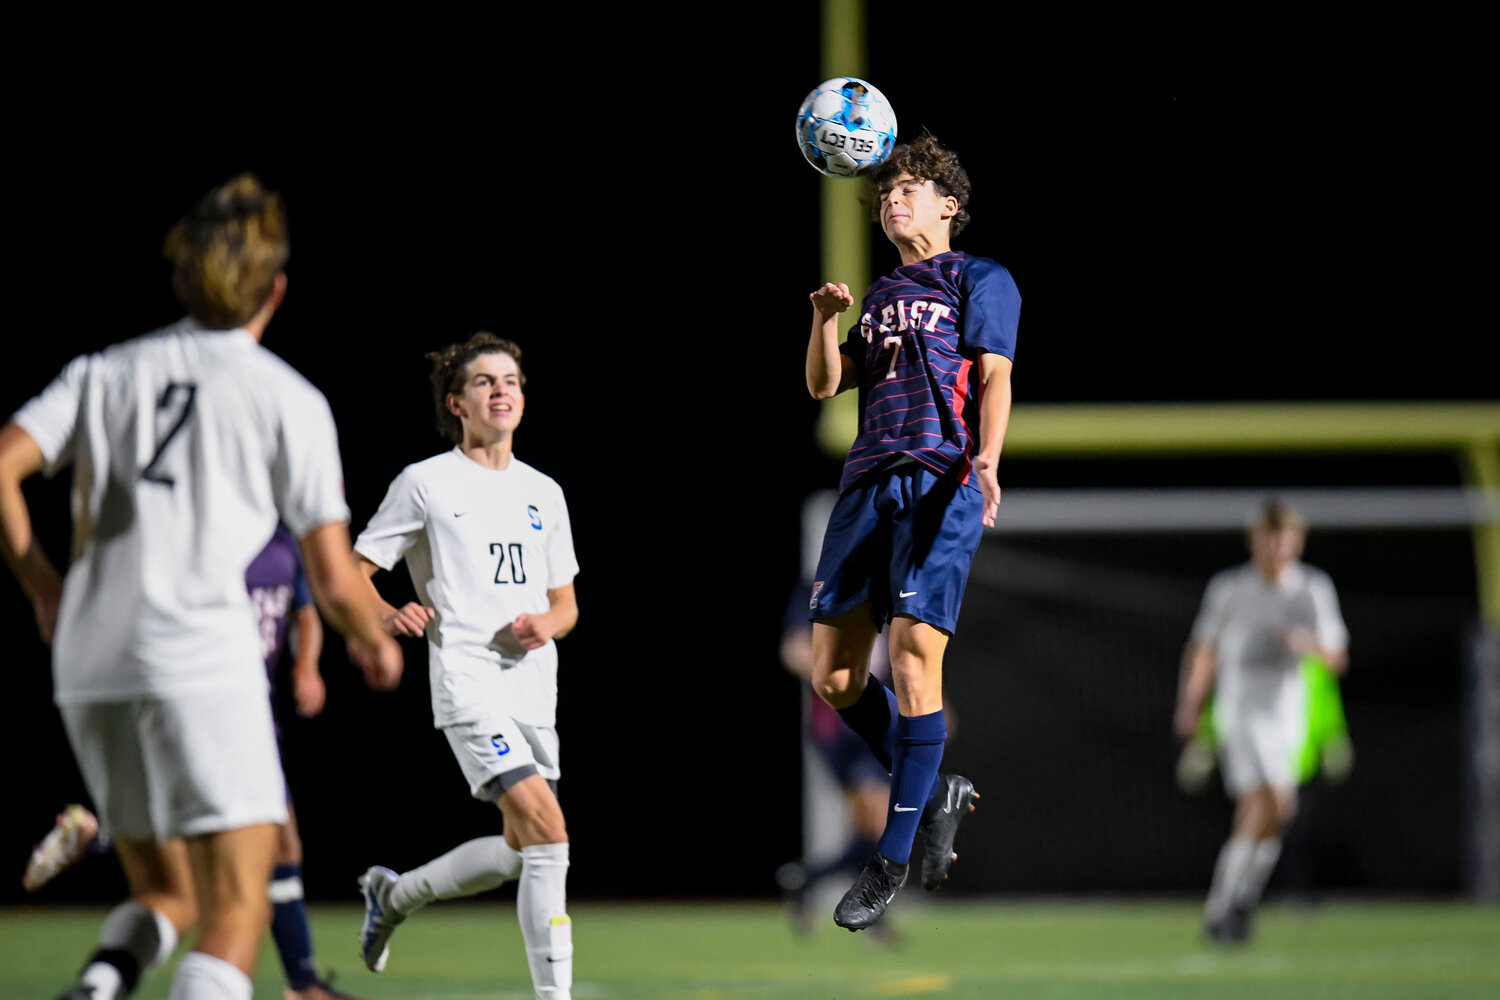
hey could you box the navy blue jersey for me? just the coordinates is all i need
[838,251,1020,494]
[245,523,313,687]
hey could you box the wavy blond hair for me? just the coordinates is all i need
[163,173,289,329]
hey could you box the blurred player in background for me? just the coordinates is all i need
[1174,498,1349,943]
[775,596,894,936]
[803,134,1020,931]
[0,173,401,1000]
[352,333,579,1000]
[20,523,370,999]
[248,522,368,998]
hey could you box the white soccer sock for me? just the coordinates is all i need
[1205,835,1255,922]
[389,835,524,914]
[1232,837,1283,911]
[80,900,178,997]
[168,951,252,1000]
[77,964,122,999]
[518,843,572,1000]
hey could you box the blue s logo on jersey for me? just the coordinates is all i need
[528,505,542,530]
[491,735,511,756]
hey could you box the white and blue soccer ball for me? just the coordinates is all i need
[795,76,898,178]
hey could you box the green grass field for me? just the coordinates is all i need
[4,898,1498,999]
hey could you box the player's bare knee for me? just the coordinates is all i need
[274,823,302,866]
[1272,789,1299,832]
[516,810,568,847]
[813,668,862,708]
[138,891,197,934]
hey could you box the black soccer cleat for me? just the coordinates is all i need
[833,851,908,931]
[918,773,978,891]
[1205,904,1252,945]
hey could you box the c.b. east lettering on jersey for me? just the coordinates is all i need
[838,250,1020,494]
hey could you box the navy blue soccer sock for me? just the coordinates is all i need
[835,674,898,771]
[876,711,947,864]
[269,864,318,989]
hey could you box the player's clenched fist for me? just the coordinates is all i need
[810,282,854,318]
[351,634,403,691]
[384,601,435,638]
[511,612,552,650]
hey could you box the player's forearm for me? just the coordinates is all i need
[0,426,61,600]
[290,605,324,677]
[542,591,579,641]
[976,362,1013,465]
[806,313,846,399]
[298,524,388,648]
[1177,642,1217,710]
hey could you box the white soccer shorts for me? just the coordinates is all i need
[444,715,561,802]
[60,689,288,842]
[1215,693,1304,798]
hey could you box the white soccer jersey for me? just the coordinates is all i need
[1190,561,1348,714]
[10,317,349,705]
[354,448,579,728]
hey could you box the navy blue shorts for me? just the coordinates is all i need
[808,463,985,634]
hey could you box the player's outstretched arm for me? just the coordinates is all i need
[974,352,1014,529]
[807,282,857,399]
[298,523,402,691]
[0,423,63,644]
[511,583,578,651]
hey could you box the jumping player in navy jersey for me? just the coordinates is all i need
[804,134,1019,931]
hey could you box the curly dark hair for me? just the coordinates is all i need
[865,133,972,237]
[426,332,526,443]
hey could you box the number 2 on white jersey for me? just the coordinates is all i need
[141,382,197,486]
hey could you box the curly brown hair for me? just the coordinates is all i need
[163,173,290,329]
[426,332,526,443]
[865,133,973,237]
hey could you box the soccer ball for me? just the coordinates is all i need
[795,77,898,178]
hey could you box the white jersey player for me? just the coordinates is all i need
[353,332,579,1000]
[0,173,401,1000]
[1174,499,1349,943]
